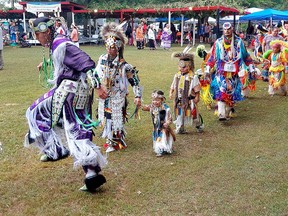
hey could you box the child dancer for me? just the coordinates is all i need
[263,40,288,96]
[142,90,176,157]
[195,45,214,110]
[169,47,204,134]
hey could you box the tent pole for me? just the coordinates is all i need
[193,18,195,46]
[131,17,134,46]
[181,14,184,47]
[217,9,220,38]
[23,10,26,33]
[72,12,75,24]
[168,11,171,29]
[233,12,236,28]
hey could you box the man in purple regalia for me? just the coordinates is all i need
[24,17,108,192]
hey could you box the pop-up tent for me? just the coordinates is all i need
[239,8,288,21]
[221,7,263,23]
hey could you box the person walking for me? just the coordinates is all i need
[147,24,156,50]
[25,17,108,192]
[95,22,142,153]
[206,22,256,121]
[70,23,79,47]
[136,24,144,49]
[161,24,172,50]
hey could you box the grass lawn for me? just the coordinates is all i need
[1,43,288,216]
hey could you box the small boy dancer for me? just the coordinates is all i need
[263,40,288,96]
[142,90,176,157]
[169,49,204,134]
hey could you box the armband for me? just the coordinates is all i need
[133,85,142,98]
[248,64,256,73]
[188,95,195,100]
[205,66,211,74]
[86,69,101,89]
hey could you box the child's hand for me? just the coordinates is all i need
[134,97,141,107]
[142,105,150,111]
[163,122,169,128]
[37,62,43,71]
[169,89,174,100]
[169,92,174,100]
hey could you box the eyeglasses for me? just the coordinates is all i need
[32,20,54,33]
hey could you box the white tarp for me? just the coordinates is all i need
[221,8,264,23]
[26,2,61,13]
[185,17,216,24]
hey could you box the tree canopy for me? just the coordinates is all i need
[3,0,287,11]
[85,0,287,11]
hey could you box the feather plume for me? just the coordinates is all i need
[183,44,193,54]
[195,44,207,59]
[270,40,288,49]
[100,22,128,45]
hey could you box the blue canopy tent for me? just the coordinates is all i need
[239,8,288,21]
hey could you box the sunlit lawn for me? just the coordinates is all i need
[1,43,288,215]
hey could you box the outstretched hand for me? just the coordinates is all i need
[96,86,108,99]
[37,62,43,71]
[134,98,141,107]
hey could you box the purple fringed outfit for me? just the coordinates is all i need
[24,36,107,171]
[161,28,172,49]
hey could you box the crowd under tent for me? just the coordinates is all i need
[2,2,242,46]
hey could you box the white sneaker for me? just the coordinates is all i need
[218,114,227,121]
[40,154,50,162]
[24,133,29,147]
[196,125,204,133]
[79,184,88,191]
[106,146,115,153]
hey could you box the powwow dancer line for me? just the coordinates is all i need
[206,22,256,121]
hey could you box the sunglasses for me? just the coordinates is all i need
[32,20,54,33]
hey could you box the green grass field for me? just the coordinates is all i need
[1,44,288,216]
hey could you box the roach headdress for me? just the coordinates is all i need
[172,44,195,71]
[101,22,128,50]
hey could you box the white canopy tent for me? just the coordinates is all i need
[185,17,217,24]
[221,8,264,23]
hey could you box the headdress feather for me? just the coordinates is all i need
[171,44,195,70]
[195,44,207,59]
[270,40,288,49]
[100,22,128,45]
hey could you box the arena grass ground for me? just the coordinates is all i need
[1,44,288,215]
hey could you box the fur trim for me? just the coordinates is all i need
[270,40,288,49]
[196,44,207,59]
[63,113,107,169]
[172,51,195,71]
